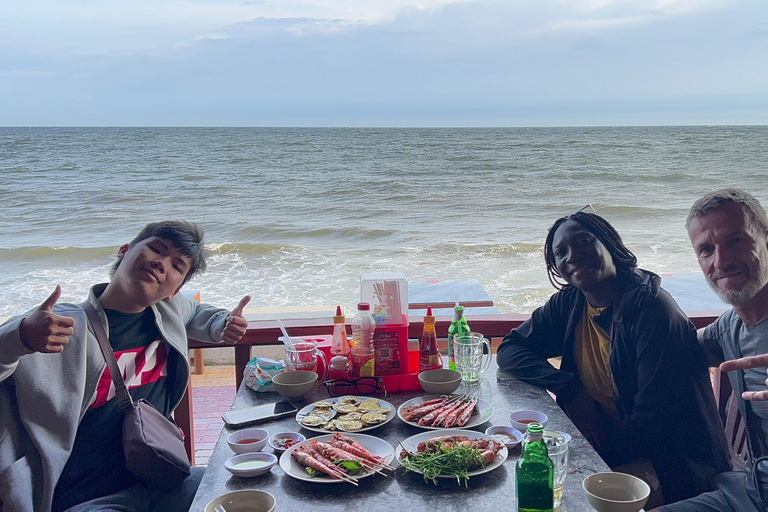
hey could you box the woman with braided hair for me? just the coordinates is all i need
[497,210,730,507]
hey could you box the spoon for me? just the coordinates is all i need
[276,319,295,350]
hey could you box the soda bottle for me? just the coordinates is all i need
[516,423,554,512]
[446,305,470,371]
[350,302,376,377]
[419,307,442,371]
[331,305,350,357]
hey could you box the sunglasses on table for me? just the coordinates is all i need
[323,377,387,398]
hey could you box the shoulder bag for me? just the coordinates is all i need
[82,301,191,489]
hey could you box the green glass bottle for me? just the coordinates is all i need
[446,305,470,371]
[516,423,554,512]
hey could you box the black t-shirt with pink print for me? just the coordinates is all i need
[52,307,179,512]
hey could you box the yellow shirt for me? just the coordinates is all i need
[573,302,619,418]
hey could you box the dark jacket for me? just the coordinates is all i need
[497,268,731,503]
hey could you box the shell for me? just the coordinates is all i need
[361,412,387,426]
[300,414,326,427]
[358,399,381,411]
[337,396,360,405]
[335,419,363,431]
[338,412,363,421]
[333,403,359,414]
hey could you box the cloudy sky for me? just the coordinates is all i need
[1,0,767,126]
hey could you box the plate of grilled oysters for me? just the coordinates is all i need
[296,396,395,433]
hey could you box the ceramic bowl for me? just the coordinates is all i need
[485,425,523,448]
[227,427,269,454]
[267,431,306,453]
[418,369,462,395]
[509,410,548,433]
[205,489,276,512]
[225,452,278,478]
[583,472,651,512]
[271,370,318,400]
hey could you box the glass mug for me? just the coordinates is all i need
[283,338,328,382]
[543,430,571,508]
[452,332,492,383]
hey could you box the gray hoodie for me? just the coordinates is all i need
[0,284,228,512]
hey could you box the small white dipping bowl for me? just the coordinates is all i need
[205,489,276,512]
[227,428,269,454]
[485,425,523,448]
[225,452,278,478]
[509,410,548,433]
[583,472,651,512]
[418,369,462,395]
[267,431,306,453]
[271,370,318,400]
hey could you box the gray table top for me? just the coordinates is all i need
[190,360,609,511]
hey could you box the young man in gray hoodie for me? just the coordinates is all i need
[0,221,250,512]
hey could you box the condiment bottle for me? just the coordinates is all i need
[350,302,376,378]
[446,305,470,371]
[327,355,350,380]
[331,306,350,357]
[516,423,554,512]
[419,307,442,371]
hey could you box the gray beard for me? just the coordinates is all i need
[710,261,768,305]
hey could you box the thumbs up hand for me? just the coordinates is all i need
[221,295,250,345]
[19,285,76,353]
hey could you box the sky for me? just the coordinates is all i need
[1,0,767,126]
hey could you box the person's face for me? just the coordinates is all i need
[114,237,192,305]
[552,219,617,292]
[688,202,768,305]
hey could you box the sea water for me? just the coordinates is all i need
[1,126,766,317]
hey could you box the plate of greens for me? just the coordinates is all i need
[396,429,508,485]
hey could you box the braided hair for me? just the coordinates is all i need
[544,212,638,290]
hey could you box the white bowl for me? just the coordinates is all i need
[227,428,269,454]
[509,410,548,433]
[271,370,318,400]
[418,369,462,395]
[485,425,523,448]
[205,489,276,512]
[225,452,278,478]
[583,472,651,512]
[267,431,306,453]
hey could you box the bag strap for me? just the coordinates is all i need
[81,301,134,410]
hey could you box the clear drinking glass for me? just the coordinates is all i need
[453,332,492,383]
[543,430,571,509]
[284,338,328,381]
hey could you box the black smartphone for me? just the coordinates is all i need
[222,401,299,428]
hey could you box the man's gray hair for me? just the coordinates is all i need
[686,189,768,235]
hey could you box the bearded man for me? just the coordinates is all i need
[653,189,768,512]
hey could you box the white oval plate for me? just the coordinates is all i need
[397,395,494,430]
[279,433,394,484]
[296,397,396,434]
[396,429,508,480]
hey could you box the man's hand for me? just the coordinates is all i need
[720,355,768,401]
[222,296,250,345]
[19,285,75,353]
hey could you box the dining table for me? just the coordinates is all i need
[190,356,610,511]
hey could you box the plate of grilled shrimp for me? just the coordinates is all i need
[396,430,508,484]
[397,394,494,430]
[296,396,396,433]
[280,432,395,485]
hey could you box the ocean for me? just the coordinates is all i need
[1,126,766,318]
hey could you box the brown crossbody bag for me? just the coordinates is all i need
[82,301,191,489]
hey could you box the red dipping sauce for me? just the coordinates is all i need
[234,438,263,445]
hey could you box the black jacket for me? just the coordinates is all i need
[497,269,731,503]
